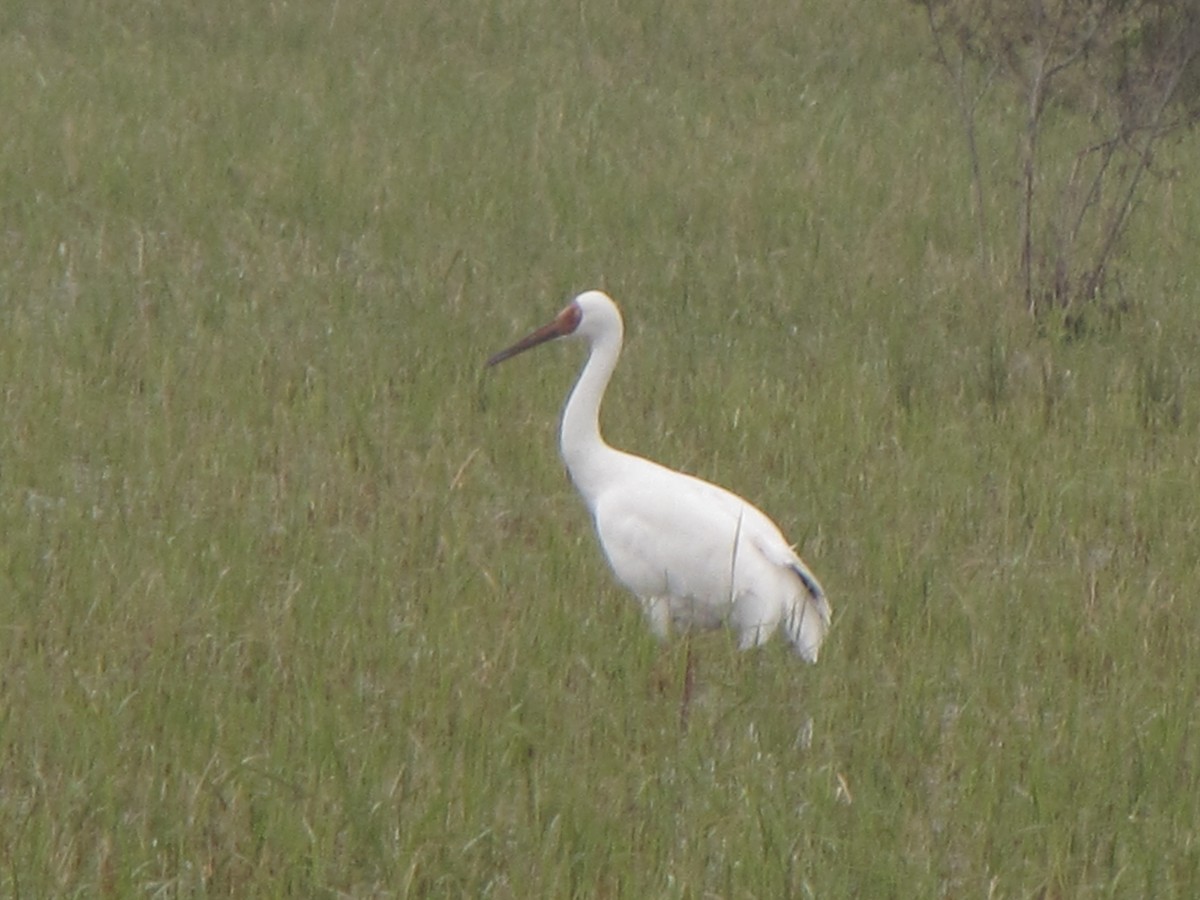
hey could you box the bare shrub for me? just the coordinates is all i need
[917,0,1200,323]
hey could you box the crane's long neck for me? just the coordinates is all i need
[560,329,623,508]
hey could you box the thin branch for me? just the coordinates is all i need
[922,0,996,271]
[1082,36,1200,300]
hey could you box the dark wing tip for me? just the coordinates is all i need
[790,563,825,603]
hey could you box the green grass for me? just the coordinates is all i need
[3,0,1200,896]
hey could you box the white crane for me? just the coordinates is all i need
[486,290,830,663]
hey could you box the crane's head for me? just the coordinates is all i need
[486,290,622,368]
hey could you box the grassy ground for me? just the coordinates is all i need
[2,0,1199,896]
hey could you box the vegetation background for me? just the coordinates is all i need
[1,0,1198,896]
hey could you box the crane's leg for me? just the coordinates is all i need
[641,596,695,729]
[679,631,696,733]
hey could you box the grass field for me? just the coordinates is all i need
[3,1,1200,896]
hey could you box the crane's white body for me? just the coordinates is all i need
[489,291,830,662]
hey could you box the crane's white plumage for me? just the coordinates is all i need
[487,290,830,662]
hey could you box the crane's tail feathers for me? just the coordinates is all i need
[785,562,831,663]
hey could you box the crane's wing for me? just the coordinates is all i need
[589,454,828,657]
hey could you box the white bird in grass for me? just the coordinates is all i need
[486,290,831,663]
